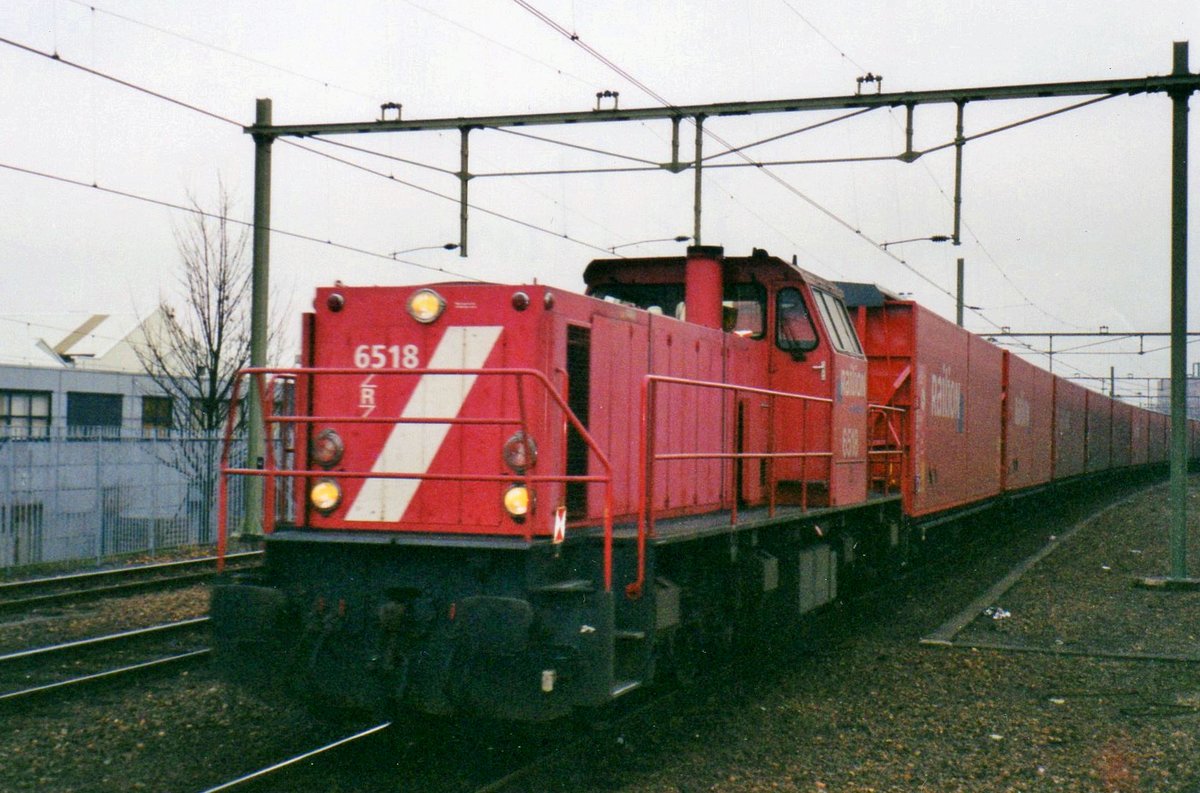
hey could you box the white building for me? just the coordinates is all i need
[0,310,222,568]
[0,310,175,438]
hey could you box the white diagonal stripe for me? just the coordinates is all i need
[346,326,503,522]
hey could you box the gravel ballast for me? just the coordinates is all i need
[0,476,1198,791]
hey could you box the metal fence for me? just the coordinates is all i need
[0,428,250,571]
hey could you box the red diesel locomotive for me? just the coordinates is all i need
[212,245,1190,721]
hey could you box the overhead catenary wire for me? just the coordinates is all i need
[505,0,1101,373]
[769,9,1103,333]
[4,14,1173,383]
[0,160,483,282]
[282,140,618,256]
[0,34,616,263]
[63,0,382,102]
[53,0,625,246]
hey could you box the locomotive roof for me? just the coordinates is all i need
[583,248,845,298]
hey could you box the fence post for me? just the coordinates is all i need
[149,435,158,556]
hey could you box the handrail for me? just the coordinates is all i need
[632,374,836,598]
[218,366,617,590]
[867,403,907,496]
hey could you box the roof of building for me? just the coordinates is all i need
[0,311,161,373]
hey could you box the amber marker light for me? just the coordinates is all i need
[407,288,446,323]
[310,479,342,514]
[502,484,532,519]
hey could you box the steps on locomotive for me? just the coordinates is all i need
[529,565,652,699]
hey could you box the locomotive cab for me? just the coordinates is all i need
[584,246,870,508]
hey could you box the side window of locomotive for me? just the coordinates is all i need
[775,287,818,356]
[722,283,766,338]
[589,283,685,317]
[813,289,863,356]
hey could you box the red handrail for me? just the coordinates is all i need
[867,404,907,496]
[631,375,835,598]
[217,366,617,590]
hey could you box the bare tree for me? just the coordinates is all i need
[139,186,252,434]
[135,185,256,543]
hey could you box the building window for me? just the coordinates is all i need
[0,390,51,439]
[67,392,123,438]
[142,395,173,436]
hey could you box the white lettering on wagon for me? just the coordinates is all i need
[1013,394,1031,428]
[929,367,963,426]
[838,367,866,400]
[346,326,504,522]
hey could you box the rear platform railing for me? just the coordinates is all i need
[218,366,617,590]
[867,404,907,496]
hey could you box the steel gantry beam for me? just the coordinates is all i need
[249,74,1200,138]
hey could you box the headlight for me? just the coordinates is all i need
[311,428,344,468]
[310,479,342,514]
[502,484,532,518]
[502,431,537,473]
[407,289,445,324]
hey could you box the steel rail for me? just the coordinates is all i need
[0,649,209,705]
[0,572,217,614]
[0,617,208,665]
[0,552,260,594]
[196,721,393,793]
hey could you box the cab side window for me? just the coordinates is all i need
[723,283,766,338]
[812,289,863,355]
[776,287,818,355]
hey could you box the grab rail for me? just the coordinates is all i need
[632,375,835,598]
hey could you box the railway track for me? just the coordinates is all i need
[0,552,260,615]
[0,617,210,705]
[196,722,394,793]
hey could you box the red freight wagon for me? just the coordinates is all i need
[1149,410,1169,464]
[852,297,1001,517]
[1111,401,1134,468]
[1002,351,1055,491]
[1130,405,1149,466]
[1086,391,1114,472]
[1053,378,1089,479]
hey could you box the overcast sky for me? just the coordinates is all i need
[1,1,1197,399]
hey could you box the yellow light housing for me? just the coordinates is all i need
[502,484,532,518]
[407,288,446,324]
[310,479,342,514]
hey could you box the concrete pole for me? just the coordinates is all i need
[243,98,273,537]
[956,257,965,327]
[693,115,704,245]
[1168,43,1191,578]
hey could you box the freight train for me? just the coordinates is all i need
[212,245,1196,721]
